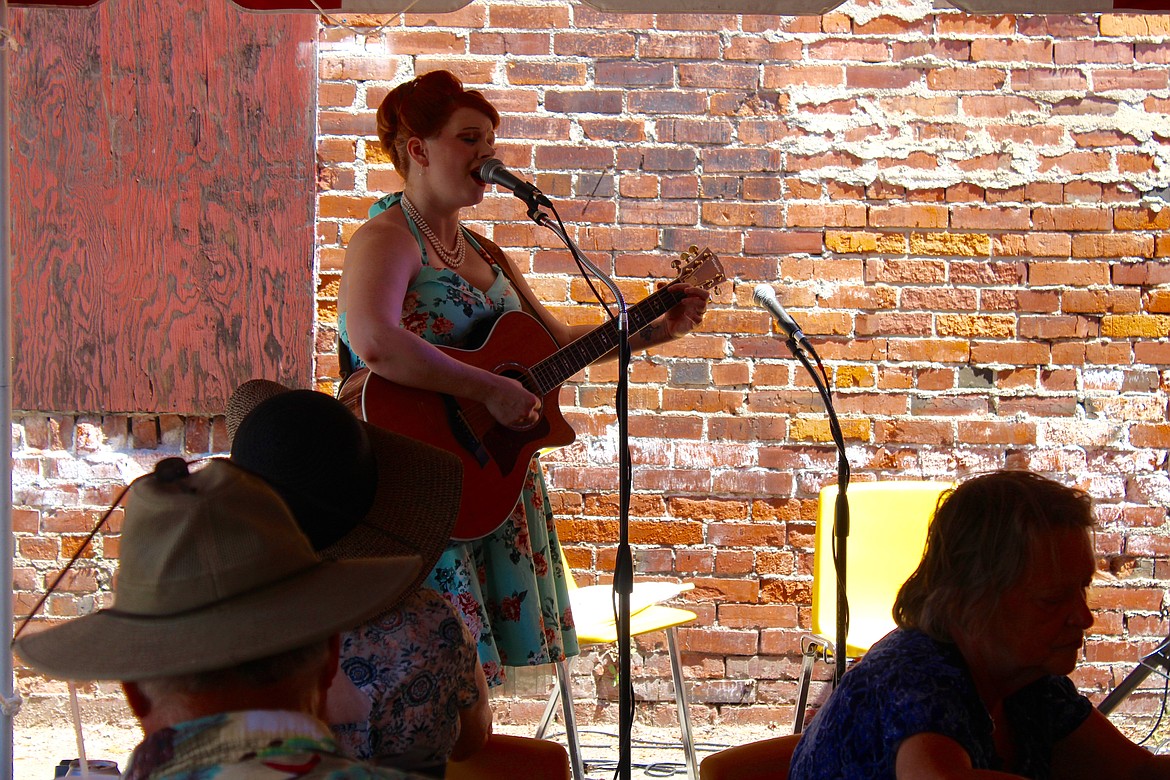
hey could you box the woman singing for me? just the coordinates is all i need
[337,70,708,687]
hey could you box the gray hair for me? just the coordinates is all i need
[135,640,331,701]
[892,470,1094,642]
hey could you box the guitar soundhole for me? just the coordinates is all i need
[498,362,542,432]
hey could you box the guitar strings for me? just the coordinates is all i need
[453,282,691,437]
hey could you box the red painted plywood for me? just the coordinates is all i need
[11,0,317,414]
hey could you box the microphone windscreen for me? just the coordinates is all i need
[476,158,505,185]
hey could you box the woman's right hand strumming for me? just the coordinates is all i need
[481,373,541,430]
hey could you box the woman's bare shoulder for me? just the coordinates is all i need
[350,207,409,246]
[346,209,420,269]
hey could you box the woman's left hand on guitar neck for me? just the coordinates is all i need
[630,282,710,350]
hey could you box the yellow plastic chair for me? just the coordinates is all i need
[535,547,699,780]
[793,480,954,733]
[699,733,801,780]
[447,733,571,780]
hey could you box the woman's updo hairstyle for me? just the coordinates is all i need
[376,70,500,177]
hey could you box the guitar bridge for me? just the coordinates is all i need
[441,394,491,468]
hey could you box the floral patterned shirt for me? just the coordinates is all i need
[122,710,426,779]
[331,588,480,770]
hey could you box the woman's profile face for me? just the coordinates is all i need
[965,526,1096,690]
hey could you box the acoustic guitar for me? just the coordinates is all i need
[338,246,726,540]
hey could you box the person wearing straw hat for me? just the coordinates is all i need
[13,458,432,779]
[227,380,492,776]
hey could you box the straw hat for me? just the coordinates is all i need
[226,380,461,592]
[14,459,422,681]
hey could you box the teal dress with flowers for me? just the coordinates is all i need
[338,192,578,686]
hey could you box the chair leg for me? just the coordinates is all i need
[535,675,561,740]
[554,659,586,780]
[535,660,586,780]
[666,627,697,780]
[792,646,817,735]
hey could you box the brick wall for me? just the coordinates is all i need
[12,0,1170,732]
[313,3,1170,729]
[12,414,228,716]
[313,2,1170,727]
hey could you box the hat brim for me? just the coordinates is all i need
[15,556,421,681]
[226,380,461,591]
[319,422,460,590]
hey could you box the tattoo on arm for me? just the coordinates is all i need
[632,321,671,351]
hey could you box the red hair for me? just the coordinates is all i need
[376,70,500,177]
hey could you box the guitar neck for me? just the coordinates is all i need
[530,285,684,394]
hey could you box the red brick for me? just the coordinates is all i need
[492,3,569,28]
[961,94,1044,117]
[318,56,399,82]
[19,537,59,560]
[759,579,812,606]
[469,31,549,56]
[1072,234,1155,259]
[868,204,948,228]
[505,61,586,86]
[808,38,888,63]
[1029,261,1112,286]
[718,604,799,629]
[1032,206,1113,232]
[874,419,955,445]
[1055,40,1135,65]
[680,627,758,655]
[971,38,1053,63]
[927,67,1006,91]
[689,577,762,604]
[958,421,1038,445]
[707,522,787,548]
[1011,68,1089,92]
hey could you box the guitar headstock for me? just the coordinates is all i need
[672,245,727,293]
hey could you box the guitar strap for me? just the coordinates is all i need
[465,228,565,348]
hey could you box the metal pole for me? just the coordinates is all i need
[0,1,18,776]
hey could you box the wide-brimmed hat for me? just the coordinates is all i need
[14,459,422,681]
[226,380,460,593]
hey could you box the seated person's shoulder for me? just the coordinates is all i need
[848,629,971,701]
[791,630,984,778]
[354,588,462,633]
[389,588,477,658]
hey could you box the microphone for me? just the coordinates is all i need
[475,158,553,208]
[753,284,810,349]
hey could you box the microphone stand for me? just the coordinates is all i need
[528,203,635,780]
[778,332,851,683]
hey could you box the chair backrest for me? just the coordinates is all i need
[699,734,801,780]
[447,733,571,780]
[810,481,954,657]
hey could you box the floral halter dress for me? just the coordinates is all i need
[338,192,578,686]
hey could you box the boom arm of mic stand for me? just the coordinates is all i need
[532,208,636,780]
[789,338,851,684]
[532,211,626,314]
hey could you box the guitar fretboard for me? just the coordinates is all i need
[528,286,685,395]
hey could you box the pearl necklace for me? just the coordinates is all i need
[401,194,467,269]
